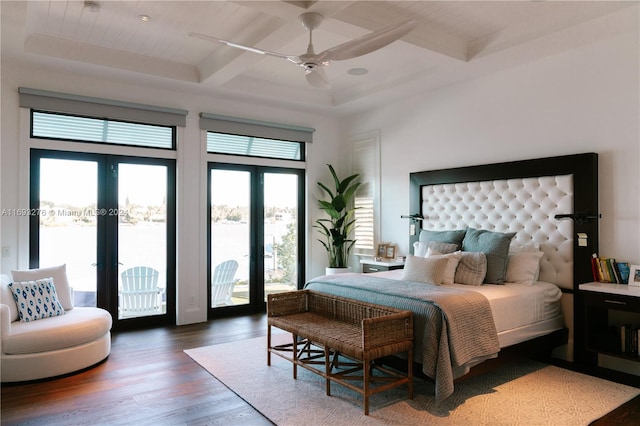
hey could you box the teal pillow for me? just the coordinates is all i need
[418,229,466,250]
[462,228,516,284]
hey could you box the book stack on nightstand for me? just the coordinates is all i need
[360,259,404,273]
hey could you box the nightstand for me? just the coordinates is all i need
[360,259,404,273]
[578,282,640,379]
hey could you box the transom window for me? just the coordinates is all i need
[206,132,303,161]
[31,110,175,149]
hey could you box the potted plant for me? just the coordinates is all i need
[314,164,361,274]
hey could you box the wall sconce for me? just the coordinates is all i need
[400,214,424,221]
[554,212,601,224]
[401,214,423,235]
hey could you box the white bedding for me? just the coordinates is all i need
[372,269,564,347]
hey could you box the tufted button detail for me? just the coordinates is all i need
[421,174,574,289]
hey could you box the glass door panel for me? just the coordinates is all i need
[38,158,98,307]
[117,163,168,319]
[210,169,250,308]
[263,173,298,299]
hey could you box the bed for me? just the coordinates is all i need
[306,153,599,401]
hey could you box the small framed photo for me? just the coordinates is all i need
[629,264,640,287]
[385,245,396,259]
[376,244,388,259]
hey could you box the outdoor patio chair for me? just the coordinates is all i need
[211,260,238,306]
[120,266,162,317]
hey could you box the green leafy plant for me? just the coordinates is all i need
[314,164,361,268]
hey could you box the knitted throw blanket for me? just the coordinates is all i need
[306,273,500,401]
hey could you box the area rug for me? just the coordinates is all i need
[185,335,639,426]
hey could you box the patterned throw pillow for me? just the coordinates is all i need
[454,252,487,286]
[8,278,65,322]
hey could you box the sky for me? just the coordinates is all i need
[40,159,298,208]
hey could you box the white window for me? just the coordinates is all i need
[351,132,380,253]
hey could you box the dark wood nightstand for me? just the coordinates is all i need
[578,282,640,380]
[360,259,404,273]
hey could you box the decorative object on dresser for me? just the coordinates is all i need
[628,264,640,287]
[591,253,632,284]
[314,164,360,274]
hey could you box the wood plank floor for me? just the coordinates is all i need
[1,314,273,426]
[2,313,638,425]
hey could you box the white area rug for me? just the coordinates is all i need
[185,335,639,425]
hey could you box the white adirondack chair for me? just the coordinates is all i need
[120,266,162,317]
[211,260,238,307]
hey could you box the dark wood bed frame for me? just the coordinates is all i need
[407,153,599,366]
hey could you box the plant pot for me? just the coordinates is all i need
[325,267,350,275]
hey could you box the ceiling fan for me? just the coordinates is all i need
[189,12,417,89]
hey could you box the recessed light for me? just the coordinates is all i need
[348,68,368,76]
[84,1,101,12]
[138,14,150,22]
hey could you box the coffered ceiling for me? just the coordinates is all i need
[2,1,637,114]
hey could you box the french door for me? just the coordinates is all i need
[208,164,304,316]
[30,149,176,329]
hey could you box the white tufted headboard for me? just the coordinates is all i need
[420,175,573,289]
[409,153,599,293]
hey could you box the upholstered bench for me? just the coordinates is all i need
[0,266,112,382]
[267,290,413,415]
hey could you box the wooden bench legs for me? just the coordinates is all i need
[268,325,413,415]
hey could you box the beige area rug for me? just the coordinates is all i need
[185,334,639,426]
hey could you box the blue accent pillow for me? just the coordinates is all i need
[462,228,516,284]
[9,278,65,322]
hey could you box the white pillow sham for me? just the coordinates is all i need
[505,250,544,285]
[401,255,449,285]
[425,248,463,285]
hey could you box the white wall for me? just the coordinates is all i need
[340,31,640,265]
[0,64,342,325]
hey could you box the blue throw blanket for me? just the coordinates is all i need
[305,273,500,401]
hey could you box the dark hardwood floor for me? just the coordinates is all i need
[1,314,273,426]
[2,313,639,425]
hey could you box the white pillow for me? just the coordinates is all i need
[413,241,428,257]
[401,255,449,285]
[426,248,463,285]
[11,264,73,310]
[505,251,544,285]
[9,278,65,322]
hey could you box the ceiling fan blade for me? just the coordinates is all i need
[305,68,330,89]
[189,32,300,64]
[318,19,417,62]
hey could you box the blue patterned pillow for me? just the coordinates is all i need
[8,278,65,322]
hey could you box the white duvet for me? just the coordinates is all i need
[373,269,562,334]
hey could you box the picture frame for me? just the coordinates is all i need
[376,244,388,259]
[385,245,396,259]
[629,264,640,287]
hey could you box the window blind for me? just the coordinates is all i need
[19,87,188,127]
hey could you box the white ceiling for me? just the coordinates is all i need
[2,1,637,115]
